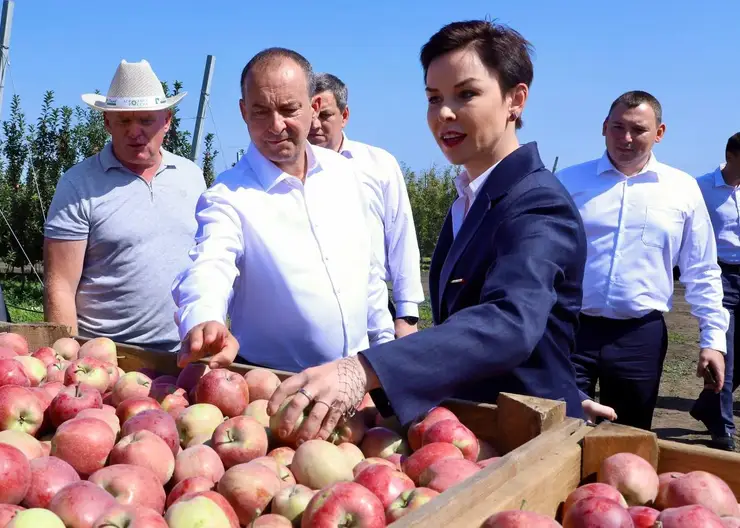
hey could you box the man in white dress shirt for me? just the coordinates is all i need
[691,132,740,450]
[557,90,728,431]
[171,47,395,372]
[307,73,424,338]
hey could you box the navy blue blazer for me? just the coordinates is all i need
[361,142,587,425]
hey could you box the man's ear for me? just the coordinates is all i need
[311,95,321,116]
[654,123,666,144]
[341,105,350,128]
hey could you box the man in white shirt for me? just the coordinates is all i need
[557,90,728,431]
[171,47,395,372]
[691,132,740,451]
[307,73,424,338]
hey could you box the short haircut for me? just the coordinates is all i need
[420,19,534,130]
[607,90,663,125]
[239,47,315,97]
[726,133,740,156]
[312,73,349,112]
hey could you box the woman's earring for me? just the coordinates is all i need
[509,111,518,122]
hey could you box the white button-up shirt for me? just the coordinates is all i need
[695,164,740,265]
[451,161,501,238]
[557,152,729,352]
[339,134,424,318]
[171,142,395,371]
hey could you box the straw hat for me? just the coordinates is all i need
[81,59,187,112]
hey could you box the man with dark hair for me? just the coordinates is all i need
[173,48,394,371]
[558,90,728,431]
[308,73,424,338]
[691,132,740,450]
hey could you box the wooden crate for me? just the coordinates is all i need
[1,322,591,527]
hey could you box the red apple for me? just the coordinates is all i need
[172,444,225,485]
[562,496,634,527]
[149,384,189,417]
[292,439,354,490]
[628,506,660,527]
[111,372,152,407]
[165,477,215,509]
[164,491,236,528]
[655,472,683,510]
[722,517,740,528]
[89,464,166,513]
[175,364,209,393]
[655,504,725,528]
[76,408,121,438]
[563,483,627,519]
[268,446,296,467]
[482,510,562,527]
[171,491,240,528]
[0,346,16,359]
[0,358,30,387]
[598,452,659,506]
[0,430,44,459]
[102,363,120,392]
[244,368,281,401]
[45,359,70,384]
[664,471,739,517]
[271,484,316,525]
[418,458,480,493]
[0,385,44,435]
[48,383,103,427]
[64,357,111,393]
[216,462,283,525]
[31,347,57,367]
[249,456,296,488]
[49,481,117,528]
[0,333,28,356]
[51,337,80,361]
[0,443,31,504]
[78,337,118,366]
[360,427,411,459]
[301,481,386,528]
[212,415,269,469]
[50,417,116,477]
[121,409,179,457]
[176,403,224,448]
[13,356,47,386]
[251,514,293,527]
[402,442,464,485]
[22,456,80,509]
[116,397,161,425]
[407,406,459,451]
[91,504,168,528]
[39,380,64,401]
[0,505,24,526]
[110,430,175,485]
[353,457,397,478]
[329,413,367,446]
[354,464,415,509]
[194,368,249,418]
[385,487,440,523]
[421,418,480,461]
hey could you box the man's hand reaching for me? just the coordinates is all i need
[178,321,239,369]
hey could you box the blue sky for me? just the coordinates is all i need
[4,1,738,177]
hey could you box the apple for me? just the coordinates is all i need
[562,496,634,527]
[402,442,464,485]
[268,446,296,467]
[563,483,627,519]
[249,456,296,488]
[110,430,175,485]
[597,452,659,506]
[149,384,189,417]
[269,395,312,447]
[0,505,25,526]
[0,443,31,504]
[338,442,365,469]
[89,464,166,513]
[49,480,117,528]
[212,415,269,469]
[723,517,740,528]
[45,359,70,384]
[244,368,281,401]
[194,368,250,418]
[6,508,66,527]
[51,416,116,477]
[301,481,386,528]
[292,439,354,490]
[385,487,440,523]
[103,363,120,391]
[76,408,121,438]
[0,333,28,356]
[31,347,57,367]
[655,504,725,528]
[48,383,103,427]
[421,418,480,461]
[91,504,168,528]
[23,455,80,509]
[171,491,240,528]
[111,372,152,407]
[482,510,562,527]
[116,397,161,425]
[244,399,270,427]
[52,337,80,361]
[628,506,660,527]
[418,458,480,493]
[78,337,118,366]
[64,357,111,393]
[0,358,30,387]
[0,430,44,459]
[0,385,44,435]
[271,484,316,525]
[655,472,683,510]
[329,413,367,445]
[352,457,397,478]
[0,346,16,359]
[407,406,459,451]
[173,444,225,485]
[354,464,415,509]
[13,356,46,386]
[216,462,283,525]
[663,470,739,517]
[477,440,499,461]
[251,514,293,527]
[176,403,224,448]
[175,363,209,393]
[360,427,411,459]
[164,492,235,528]
[121,409,179,457]
[165,477,215,509]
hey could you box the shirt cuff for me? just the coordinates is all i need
[699,328,727,354]
[178,304,226,341]
[393,301,419,318]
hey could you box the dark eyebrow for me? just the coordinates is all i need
[425,77,479,92]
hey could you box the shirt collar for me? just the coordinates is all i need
[100,142,177,173]
[455,161,500,199]
[338,132,352,159]
[596,150,660,181]
[246,141,321,191]
[713,163,730,188]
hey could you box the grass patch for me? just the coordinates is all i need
[1,275,44,323]
[668,331,696,346]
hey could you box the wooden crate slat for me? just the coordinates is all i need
[0,322,71,352]
[581,421,660,481]
[657,439,740,497]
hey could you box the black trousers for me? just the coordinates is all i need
[572,311,668,430]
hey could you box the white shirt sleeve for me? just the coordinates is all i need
[171,188,244,340]
[677,184,730,352]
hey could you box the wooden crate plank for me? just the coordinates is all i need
[440,398,499,447]
[494,392,567,454]
[657,439,740,498]
[582,421,659,481]
[0,322,71,352]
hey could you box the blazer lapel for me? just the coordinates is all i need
[431,210,453,320]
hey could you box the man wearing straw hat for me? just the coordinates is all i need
[43,59,206,352]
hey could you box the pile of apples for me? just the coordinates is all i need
[483,452,740,527]
[0,331,501,528]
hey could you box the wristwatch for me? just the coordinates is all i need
[397,316,419,325]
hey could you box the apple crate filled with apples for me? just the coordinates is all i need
[0,323,587,528]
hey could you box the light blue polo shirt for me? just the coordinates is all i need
[44,143,206,351]
[696,164,740,265]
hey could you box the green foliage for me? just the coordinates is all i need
[161,81,192,158]
[202,132,218,187]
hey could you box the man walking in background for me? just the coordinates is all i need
[308,73,424,338]
[558,90,728,431]
[44,59,205,352]
[691,132,740,450]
